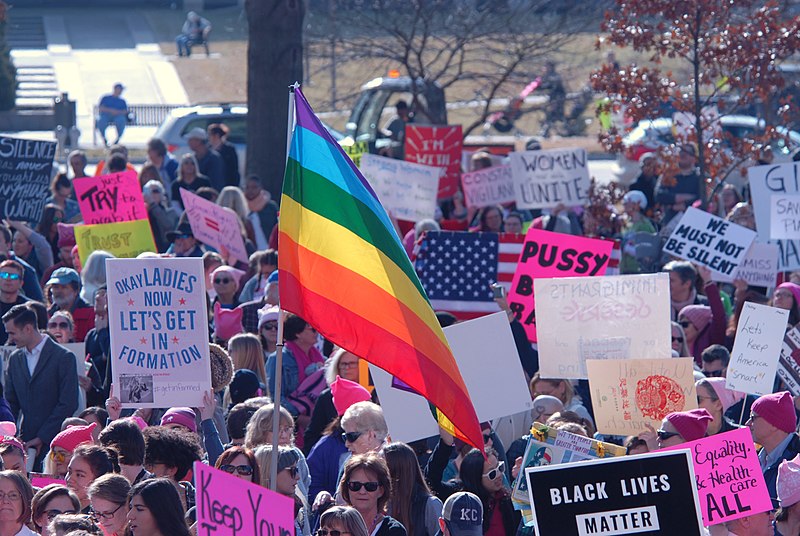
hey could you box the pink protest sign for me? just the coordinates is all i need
[664,427,771,526]
[73,170,146,224]
[194,461,295,536]
[508,228,613,342]
[405,124,463,199]
[30,474,65,488]
[180,189,249,264]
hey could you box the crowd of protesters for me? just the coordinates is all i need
[0,120,799,536]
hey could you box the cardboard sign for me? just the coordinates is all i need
[180,189,249,264]
[535,273,672,379]
[663,428,772,526]
[194,462,295,536]
[748,162,800,270]
[524,450,704,536]
[106,257,211,408]
[343,140,368,167]
[510,148,590,209]
[777,325,800,396]
[663,207,757,277]
[587,358,698,436]
[404,124,463,199]
[726,302,788,395]
[0,136,56,223]
[460,165,515,208]
[73,170,146,224]
[770,194,800,239]
[713,242,779,288]
[75,219,156,265]
[508,228,614,343]
[359,153,440,222]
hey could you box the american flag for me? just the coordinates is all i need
[413,230,620,320]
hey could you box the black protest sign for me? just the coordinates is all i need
[663,207,757,277]
[525,450,703,536]
[0,136,56,223]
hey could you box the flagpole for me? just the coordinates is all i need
[270,83,298,492]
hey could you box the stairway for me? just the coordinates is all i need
[6,15,47,49]
[14,65,59,110]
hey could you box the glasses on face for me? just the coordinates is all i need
[46,509,77,521]
[671,336,684,343]
[219,464,254,476]
[317,530,351,536]
[53,216,63,223]
[214,278,232,285]
[775,291,794,300]
[342,431,363,444]
[703,369,724,377]
[347,480,379,492]
[678,320,692,329]
[90,503,123,520]
[0,272,21,281]
[656,429,680,441]
[338,361,358,369]
[483,433,493,443]
[262,322,278,331]
[749,413,761,423]
[48,321,70,330]
[0,491,21,502]
[283,465,299,478]
[50,450,68,464]
[482,461,505,480]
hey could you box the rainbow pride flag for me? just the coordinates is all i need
[278,88,483,450]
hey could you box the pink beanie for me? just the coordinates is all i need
[704,378,746,412]
[129,416,149,430]
[777,282,800,308]
[679,305,712,332]
[752,391,797,434]
[160,407,197,433]
[214,302,243,341]
[779,454,800,508]
[331,376,371,416]
[50,422,97,453]
[666,408,714,442]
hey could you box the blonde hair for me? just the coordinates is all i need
[217,187,249,221]
[228,334,267,385]
[244,404,294,448]
[530,373,574,406]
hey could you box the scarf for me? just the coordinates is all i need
[247,191,270,213]
[285,340,325,384]
[671,288,697,321]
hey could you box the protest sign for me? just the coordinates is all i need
[343,140,368,167]
[75,219,156,266]
[770,194,800,239]
[777,325,800,396]
[663,428,771,526]
[180,189,249,264]
[194,461,294,536]
[359,153,440,222]
[663,207,757,277]
[73,170,146,224]
[525,450,704,536]
[726,302,788,395]
[404,124,463,199]
[509,148,590,209]
[0,136,56,223]
[748,162,800,270]
[107,257,211,408]
[713,242,779,288]
[460,165,515,208]
[370,365,438,443]
[587,358,697,436]
[535,273,672,379]
[508,228,615,343]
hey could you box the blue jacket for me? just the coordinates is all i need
[307,433,348,502]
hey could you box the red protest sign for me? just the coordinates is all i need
[405,124,462,199]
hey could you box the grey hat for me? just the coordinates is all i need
[442,492,483,536]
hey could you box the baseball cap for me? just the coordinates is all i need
[46,267,81,287]
[442,492,483,536]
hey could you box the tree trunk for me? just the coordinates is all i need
[245,0,305,202]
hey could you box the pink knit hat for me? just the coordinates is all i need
[666,408,713,442]
[752,391,797,434]
[779,454,800,508]
[679,305,712,332]
[331,376,371,416]
[50,422,97,453]
[704,378,746,412]
[214,302,243,342]
[160,407,197,433]
[777,282,800,308]
[128,416,149,430]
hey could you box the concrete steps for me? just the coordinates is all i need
[6,15,47,49]
[15,65,59,110]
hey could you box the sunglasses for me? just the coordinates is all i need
[0,272,20,280]
[50,450,68,463]
[219,464,253,476]
[482,461,505,480]
[671,336,684,343]
[703,370,724,377]
[318,530,351,536]
[284,465,299,478]
[347,480,380,492]
[47,509,77,521]
[53,216,63,223]
[262,321,278,330]
[342,431,364,443]
[678,320,692,328]
[656,429,680,441]
[214,278,232,285]
[48,322,70,329]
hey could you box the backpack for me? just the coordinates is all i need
[287,367,328,417]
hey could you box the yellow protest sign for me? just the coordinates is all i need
[344,140,368,167]
[75,219,156,265]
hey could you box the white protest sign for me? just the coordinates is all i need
[770,194,800,239]
[107,257,211,408]
[777,326,800,396]
[748,162,800,270]
[179,189,249,264]
[535,273,672,379]
[359,153,440,222]
[663,207,757,278]
[460,165,515,208]
[373,312,532,443]
[726,302,789,396]
[712,242,779,288]
[510,148,590,209]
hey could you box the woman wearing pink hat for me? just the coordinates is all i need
[778,454,800,535]
[773,282,800,328]
[639,408,714,451]
[45,423,97,479]
[696,378,744,436]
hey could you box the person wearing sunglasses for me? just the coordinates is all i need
[211,265,243,310]
[675,265,726,367]
[31,484,80,536]
[639,408,713,451]
[87,473,130,536]
[0,260,28,346]
[254,445,311,536]
[45,423,96,479]
[258,305,280,356]
[339,453,406,536]
[695,378,742,437]
[670,321,690,357]
[0,470,35,536]
[46,311,75,345]
[215,446,259,483]
[318,506,369,536]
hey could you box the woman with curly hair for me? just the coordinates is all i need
[142,427,202,511]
